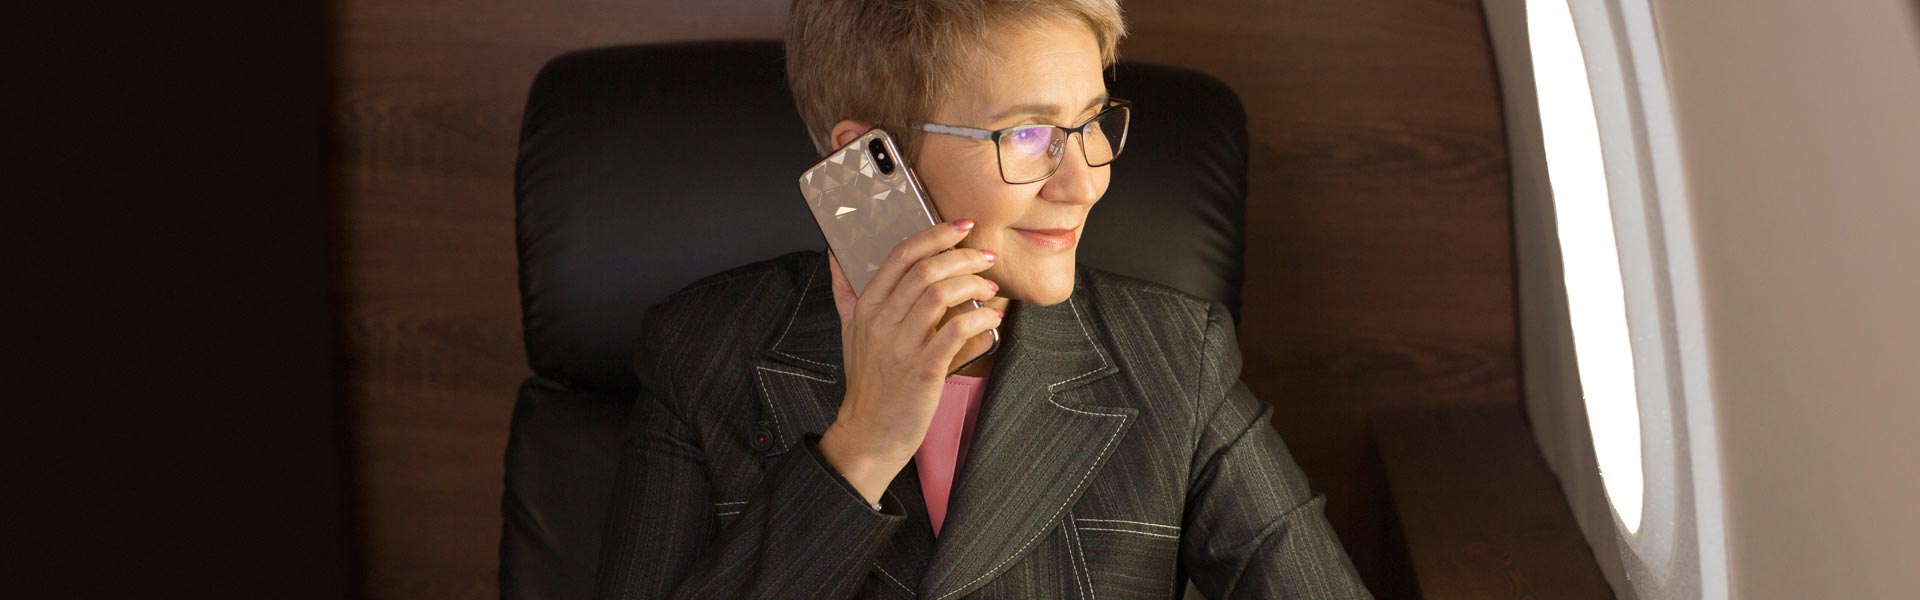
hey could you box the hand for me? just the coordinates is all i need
[816,219,1003,504]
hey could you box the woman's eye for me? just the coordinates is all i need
[1008,128,1051,155]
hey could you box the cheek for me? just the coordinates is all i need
[913,142,1002,218]
[928,178,1032,239]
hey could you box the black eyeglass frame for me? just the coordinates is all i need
[916,98,1132,185]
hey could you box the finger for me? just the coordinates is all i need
[860,219,975,311]
[903,274,999,339]
[877,247,997,326]
[923,303,1004,366]
[826,251,856,327]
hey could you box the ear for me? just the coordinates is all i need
[829,120,875,149]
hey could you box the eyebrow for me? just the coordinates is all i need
[987,92,1110,125]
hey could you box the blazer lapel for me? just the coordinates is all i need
[753,253,939,597]
[753,251,1135,600]
[748,251,842,455]
[916,280,1133,600]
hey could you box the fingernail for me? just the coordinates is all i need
[988,280,999,292]
[953,219,975,231]
[982,250,997,262]
[993,308,1004,318]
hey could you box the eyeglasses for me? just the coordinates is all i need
[918,98,1131,184]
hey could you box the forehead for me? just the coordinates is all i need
[939,18,1107,123]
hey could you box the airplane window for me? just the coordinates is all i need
[1526,0,1644,534]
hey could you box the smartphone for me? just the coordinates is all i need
[798,129,999,374]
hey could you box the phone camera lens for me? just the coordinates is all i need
[868,139,896,174]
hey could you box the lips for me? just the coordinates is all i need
[1012,225,1080,250]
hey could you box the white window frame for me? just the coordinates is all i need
[1523,0,1728,597]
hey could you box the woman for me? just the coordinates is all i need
[595,1,1372,598]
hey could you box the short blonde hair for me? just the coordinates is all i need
[785,0,1127,158]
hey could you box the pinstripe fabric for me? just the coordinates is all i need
[595,250,1372,599]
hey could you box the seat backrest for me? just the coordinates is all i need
[504,40,1247,599]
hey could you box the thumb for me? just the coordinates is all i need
[826,251,856,328]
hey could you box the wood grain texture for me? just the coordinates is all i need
[332,0,1516,597]
[1119,0,1517,595]
[1375,405,1612,598]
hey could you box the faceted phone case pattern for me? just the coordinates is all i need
[798,133,938,296]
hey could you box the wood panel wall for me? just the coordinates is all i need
[334,0,1514,597]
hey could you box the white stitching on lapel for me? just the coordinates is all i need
[771,256,838,371]
[1066,509,1094,600]
[1047,297,1113,393]
[931,291,1129,600]
[1076,527,1180,540]
[875,565,916,598]
[758,364,836,384]
[932,395,1129,600]
[752,369,789,446]
[1073,518,1180,531]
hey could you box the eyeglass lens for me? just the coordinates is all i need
[996,106,1129,183]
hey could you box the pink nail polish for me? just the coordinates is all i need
[982,250,997,262]
[989,281,999,292]
[993,308,1004,318]
[953,219,975,231]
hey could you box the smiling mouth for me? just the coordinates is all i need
[1012,225,1080,250]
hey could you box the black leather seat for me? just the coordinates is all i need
[503,40,1248,599]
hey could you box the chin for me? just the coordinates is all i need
[1010,270,1077,306]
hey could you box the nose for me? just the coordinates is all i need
[1039,131,1104,206]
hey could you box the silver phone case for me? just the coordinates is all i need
[797,129,999,373]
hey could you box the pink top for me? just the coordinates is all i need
[914,373,988,536]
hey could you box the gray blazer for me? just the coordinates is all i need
[595,250,1371,600]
